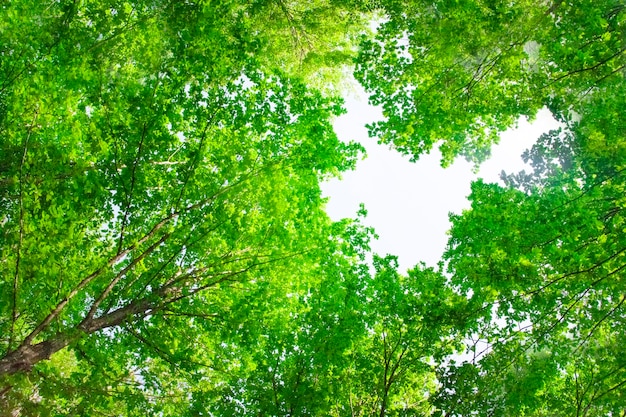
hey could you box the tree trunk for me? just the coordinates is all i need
[0,333,77,375]
[0,298,152,377]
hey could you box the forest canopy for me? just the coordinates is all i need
[1,0,625,416]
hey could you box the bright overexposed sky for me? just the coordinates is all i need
[322,86,561,273]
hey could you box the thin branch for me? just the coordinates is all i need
[86,13,146,54]
[157,309,219,320]
[83,232,172,323]
[583,377,626,417]
[550,46,626,84]
[8,107,39,352]
[573,294,626,355]
[125,325,181,370]
[274,0,311,62]
[174,115,213,210]
[117,121,149,254]
[120,229,199,303]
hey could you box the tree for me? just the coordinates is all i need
[3,0,626,415]
[355,0,626,165]
[350,0,626,414]
[188,226,469,417]
[437,109,626,415]
[0,0,369,414]
[333,255,467,417]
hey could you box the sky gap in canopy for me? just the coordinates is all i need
[323,85,561,272]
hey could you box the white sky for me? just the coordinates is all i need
[322,87,561,273]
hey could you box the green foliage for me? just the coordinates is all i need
[0,0,371,414]
[1,0,625,415]
[440,105,626,416]
[356,0,626,165]
[351,1,626,414]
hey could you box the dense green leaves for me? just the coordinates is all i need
[356,0,626,165]
[352,0,626,414]
[0,0,370,414]
[2,0,625,415]
[440,101,626,417]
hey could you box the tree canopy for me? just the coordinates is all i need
[1,0,625,416]
[356,0,626,165]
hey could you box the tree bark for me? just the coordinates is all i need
[0,333,77,375]
[0,298,152,377]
